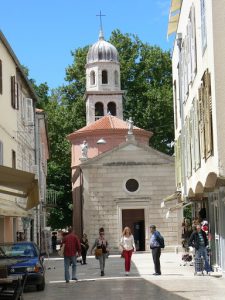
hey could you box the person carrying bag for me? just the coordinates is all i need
[120,226,136,276]
[91,227,109,276]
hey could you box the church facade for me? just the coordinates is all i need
[67,29,180,252]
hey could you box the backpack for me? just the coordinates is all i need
[157,233,165,248]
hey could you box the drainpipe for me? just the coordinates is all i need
[34,112,41,246]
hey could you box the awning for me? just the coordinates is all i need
[167,14,180,36]
[0,165,39,210]
[0,199,32,217]
[166,202,192,219]
[161,191,181,208]
[170,0,182,13]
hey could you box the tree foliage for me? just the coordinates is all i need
[109,30,174,154]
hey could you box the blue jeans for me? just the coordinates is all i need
[98,253,107,272]
[64,256,77,281]
[196,247,211,272]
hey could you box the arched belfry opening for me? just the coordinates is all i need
[90,71,95,85]
[107,102,116,116]
[95,102,104,120]
[114,70,119,86]
[102,70,108,84]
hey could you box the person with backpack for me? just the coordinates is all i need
[149,224,164,275]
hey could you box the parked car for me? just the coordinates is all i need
[0,241,45,291]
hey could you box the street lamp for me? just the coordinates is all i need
[96,138,106,155]
[97,138,106,145]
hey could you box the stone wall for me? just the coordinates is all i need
[81,142,181,252]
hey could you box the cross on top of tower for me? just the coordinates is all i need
[96,10,106,40]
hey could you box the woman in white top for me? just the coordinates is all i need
[120,226,136,276]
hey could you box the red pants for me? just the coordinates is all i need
[123,249,133,272]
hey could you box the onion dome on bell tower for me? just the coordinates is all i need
[85,15,124,125]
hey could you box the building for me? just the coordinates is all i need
[169,0,225,272]
[0,31,49,243]
[67,29,180,252]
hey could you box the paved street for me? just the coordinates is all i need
[23,252,225,300]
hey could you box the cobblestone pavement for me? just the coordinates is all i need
[23,252,225,300]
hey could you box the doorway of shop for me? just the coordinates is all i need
[122,209,145,251]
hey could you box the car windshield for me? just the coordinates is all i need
[0,243,36,258]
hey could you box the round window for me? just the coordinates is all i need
[125,179,139,192]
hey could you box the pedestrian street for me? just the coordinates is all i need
[23,252,225,300]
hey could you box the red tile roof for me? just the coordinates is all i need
[67,115,152,139]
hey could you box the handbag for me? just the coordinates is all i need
[95,248,103,257]
[58,244,65,257]
[121,250,125,258]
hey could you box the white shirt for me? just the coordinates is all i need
[120,234,136,251]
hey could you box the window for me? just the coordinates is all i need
[190,5,197,80]
[175,136,182,188]
[114,70,119,85]
[102,70,108,84]
[25,98,34,125]
[125,179,139,192]
[174,80,178,129]
[200,0,207,53]
[193,98,201,170]
[11,76,19,109]
[95,102,104,119]
[90,71,95,85]
[12,150,16,168]
[0,141,3,165]
[107,102,116,116]
[0,60,2,94]
[198,69,213,159]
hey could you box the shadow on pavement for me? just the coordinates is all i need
[23,256,190,300]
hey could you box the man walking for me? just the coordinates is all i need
[188,223,211,273]
[62,227,81,283]
[149,224,162,275]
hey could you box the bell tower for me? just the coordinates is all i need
[85,25,124,124]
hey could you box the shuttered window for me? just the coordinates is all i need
[11,76,16,108]
[175,136,182,188]
[186,116,192,178]
[11,76,19,109]
[198,84,205,159]
[26,98,34,125]
[12,150,16,168]
[0,60,2,94]
[203,70,213,158]
[0,141,3,165]
[200,0,207,53]
[198,70,213,160]
[194,98,201,170]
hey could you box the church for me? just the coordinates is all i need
[67,28,180,252]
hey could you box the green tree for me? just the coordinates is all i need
[43,89,85,229]
[109,30,174,154]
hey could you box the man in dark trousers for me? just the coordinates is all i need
[150,225,162,275]
[62,227,81,283]
[188,223,211,273]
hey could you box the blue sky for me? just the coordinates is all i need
[0,0,174,89]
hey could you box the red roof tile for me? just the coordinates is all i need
[67,115,152,139]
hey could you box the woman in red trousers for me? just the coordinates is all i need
[120,226,136,276]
